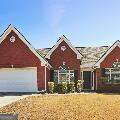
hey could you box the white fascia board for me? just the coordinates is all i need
[62,36,82,59]
[94,40,120,68]
[45,36,82,59]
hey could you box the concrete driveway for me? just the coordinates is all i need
[0,94,29,108]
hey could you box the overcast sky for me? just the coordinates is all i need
[0,0,120,48]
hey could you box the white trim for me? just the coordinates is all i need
[81,71,83,80]
[58,70,59,83]
[92,71,94,90]
[94,40,120,68]
[110,68,111,80]
[45,36,82,59]
[81,71,84,90]
[45,66,47,91]
[69,70,70,83]
[91,71,92,90]
[0,67,37,70]
[0,25,52,68]
[96,71,98,90]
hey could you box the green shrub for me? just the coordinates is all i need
[57,83,62,93]
[76,80,84,93]
[76,83,81,93]
[54,82,58,93]
[61,82,67,93]
[58,82,67,93]
[48,82,54,93]
[77,80,84,84]
[68,82,75,93]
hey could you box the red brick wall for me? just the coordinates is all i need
[96,68,101,80]
[101,46,120,68]
[96,46,120,92]
[47,41,81,79]
[0,30,45,91]
[97,83,120,92]
[96,68,102,91]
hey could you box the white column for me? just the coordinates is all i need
[81,71,83,80]
[81,71,84,90]
[69,70,70,83]
[91,71,92,90]
[92,71,94,90]
[110,68,111,80]
[58,70,59,83]
[96,70,97,90]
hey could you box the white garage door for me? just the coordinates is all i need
[0,68,38,92]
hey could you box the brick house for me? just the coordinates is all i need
[0,25,120,92]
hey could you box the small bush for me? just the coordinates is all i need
[57,83,61,93]
[76,80,84,93]
[77,80,84,84]
[76,83,81,93]
[54,82,58,93]
[58,82,67,93]
[68,82,75,93]
[48,82,54,93]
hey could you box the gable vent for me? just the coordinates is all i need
[10,36,15,43]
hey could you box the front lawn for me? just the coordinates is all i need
[0,93,120,120]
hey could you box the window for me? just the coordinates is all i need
[54,70,74,83]
[105,68,120,84]
[105,59,120,84]
[53,62,74,83]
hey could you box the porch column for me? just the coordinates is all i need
[92,71,94,90]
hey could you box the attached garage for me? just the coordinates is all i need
[0,25,52,92]
[0,68,37,92]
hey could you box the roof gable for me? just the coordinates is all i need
[0,24,52,68]
[45,35,83,59]
[94,40,120,68]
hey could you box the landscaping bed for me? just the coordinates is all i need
[0,94,120,120]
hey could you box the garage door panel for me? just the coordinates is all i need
[0,68,38,92]
[0,84,35,92]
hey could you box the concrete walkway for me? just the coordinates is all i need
[0,95,28,108]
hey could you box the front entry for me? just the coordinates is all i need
[83,71,91,89]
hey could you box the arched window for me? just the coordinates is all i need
[54,62,74,83]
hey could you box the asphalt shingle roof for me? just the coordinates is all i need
[36,46,110,69]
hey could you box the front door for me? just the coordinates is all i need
[83,71,91,89]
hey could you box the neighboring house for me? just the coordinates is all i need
[0,25,120,92]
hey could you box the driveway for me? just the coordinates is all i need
[0,94,29,108]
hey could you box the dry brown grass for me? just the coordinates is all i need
[0,93,120,120]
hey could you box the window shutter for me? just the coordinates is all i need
[74,70,78,83]
[101,68,105,77]
[50,70,54,81]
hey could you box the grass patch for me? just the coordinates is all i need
[0,93,120,120]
